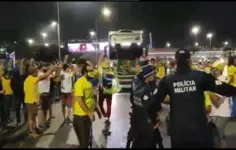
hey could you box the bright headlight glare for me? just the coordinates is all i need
[121,42,131,46]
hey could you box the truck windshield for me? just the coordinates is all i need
[110,34,141,42]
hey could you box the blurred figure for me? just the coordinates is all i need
[24,66,55,139]
[53,69,61,101]
[156,61,166,79]
[129,60,163,148]
[210,62,230,148]
[61,64,73,123]
[227,56,236,117]
[11,69,27,125]
[2,71,13,123]
[0,76,5,132]
[98,58,116,135]
[37,64,52,129]
[73,63,96,148]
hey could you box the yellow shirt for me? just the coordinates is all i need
[74,76,95,116]
[204,92,211,108]
[24,75,39,104]
[158,66,166,79]
[2,77,13,95]
[227,65,236,87]
[204,67,211,74]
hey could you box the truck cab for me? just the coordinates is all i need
[107,29,144,92]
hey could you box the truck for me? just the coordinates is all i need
[107,29,145,92]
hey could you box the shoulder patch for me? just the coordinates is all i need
[215,80,222,85]
[143,95,149,101]
[153,88,158,94]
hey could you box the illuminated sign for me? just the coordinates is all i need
[67,42,108,53]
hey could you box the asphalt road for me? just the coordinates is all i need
[3,93,236,148]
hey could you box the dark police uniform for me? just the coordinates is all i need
[156,49,236,148]
[128,74,162,148]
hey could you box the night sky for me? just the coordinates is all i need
[0,2,236,47]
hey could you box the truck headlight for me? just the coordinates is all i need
[121,42,131,46]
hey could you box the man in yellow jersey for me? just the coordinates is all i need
[73,63,96,148]
[24,66,55,139]
[204,61,211,74]
[227,56,236,116]
[157,61,166,79]
[210,62,230,148]
[2,72,13,123]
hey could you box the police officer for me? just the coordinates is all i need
[128,60,163,148]
[156,49,236,148]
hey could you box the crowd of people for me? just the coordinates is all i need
[0,54,119,148]
[2,49,236,148]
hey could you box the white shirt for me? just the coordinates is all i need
[223,65,228,78]
[211,75,231,117]
[61,71,73,93]
[38,71,51,93]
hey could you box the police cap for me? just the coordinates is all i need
[175,49,191,63]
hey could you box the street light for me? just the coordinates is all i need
[60,45,64,48]
[102,7,111,18]
[191,26,200,42]
[41,32,47,38]
[90,31,96,40]
[28,39,34,45]
[45,43,49,47]
[206,33,213,48]
[224,41,229,46]
[195,42,199,46]
[94,7,112,63]
[41,32,47,43]
[51,21,57,28]
[166,42,171,48]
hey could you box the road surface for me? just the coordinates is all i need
[3,93,236,148]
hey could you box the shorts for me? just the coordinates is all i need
[212,116,230,139]
[27,102,38,120]
[40,93,50,111]
[61,92,73,108]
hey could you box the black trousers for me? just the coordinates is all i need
[73,115,92,148]
[15,94,27,123]
[0,99,6,126]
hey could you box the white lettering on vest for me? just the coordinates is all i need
[173,80,197,93]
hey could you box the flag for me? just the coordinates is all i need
[9,51,15,59]
[9,51,16,68]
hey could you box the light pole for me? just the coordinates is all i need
[206,33,213,48]
[57,2,61,62]
[166,42,171,48]
[94,7,112,63]
[191,26,200,43]
[41,32,47,44]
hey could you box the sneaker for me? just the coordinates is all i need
[102,129,111,136]
[104,119,110,124]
